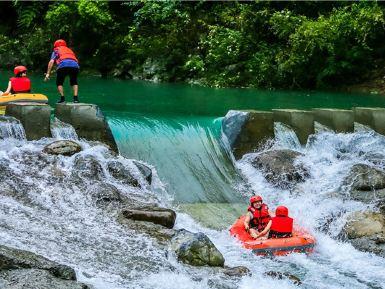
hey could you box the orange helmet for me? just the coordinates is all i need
[276,206,289,217]
[250,195,263,204]
[54,39,67,48]
[14,65,27,76]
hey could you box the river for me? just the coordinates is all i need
[0,72,385,288]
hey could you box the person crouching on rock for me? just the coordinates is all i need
[44,39,79,103]
[244,195,272,240]
[1,66,31,96]
[268,206,293,239]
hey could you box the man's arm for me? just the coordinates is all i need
[244,212,251,231]
[2,81,12,95]
[44,59,55,81]
[256,219,272,238]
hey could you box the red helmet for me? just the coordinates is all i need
[250,195,263,204]
[14,65,27,76]
[54,39,67,48]
[276,206,289,217]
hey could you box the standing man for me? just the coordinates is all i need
[44,39,80,103]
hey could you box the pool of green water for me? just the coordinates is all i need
[1,71,384,204]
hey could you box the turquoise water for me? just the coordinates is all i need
[1,72,385,116]
[1,71,385,204]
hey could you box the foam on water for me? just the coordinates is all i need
[50,117,79,140]
[234,128,385,288]
[1,115,385,289]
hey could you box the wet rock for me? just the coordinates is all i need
[343,164,385,191]
[121,207,176,229]
[119,217,176,246]
[133,161,152,184]
[223,266,251,277]
[107,161,139,187]
[250,149,309,189]
[91,183,124,207]
[55,103,118,153]
[343,211,385,257]
[171,229,225,267]
[349,189,385,204]
[342,164,385,204]
[0,269,91,289]
[73,155,104,180]
[43,140,82,156]
[265,271,302,285]
[0,245,76,280]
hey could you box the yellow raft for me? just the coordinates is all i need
[0,93,49,113]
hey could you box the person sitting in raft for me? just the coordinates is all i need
[244,195,272,240]
[268,206,293,239]
[1,66,31,96]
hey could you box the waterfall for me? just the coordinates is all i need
[274,122,302,150]
[51,117,78,140]
[0,116,26,140]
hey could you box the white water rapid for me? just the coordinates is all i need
[0,115,385,289]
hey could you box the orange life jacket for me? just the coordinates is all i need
[248,204,271,231]
[10,77,31,93]
[54,46,78,65]
[269,216,293,238]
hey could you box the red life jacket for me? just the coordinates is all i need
[54,46,78,65]
[10,77,31,93]
[269,216,293,238]
[248,204,271,231]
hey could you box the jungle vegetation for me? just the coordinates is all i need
[0,1,384,89]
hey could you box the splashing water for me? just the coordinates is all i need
[236,129,385,289]
[50,117,79,140]
[0,116,26,141]
[1,112,385,289]
[274,122,302,150]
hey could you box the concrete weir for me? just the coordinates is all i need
[272,109,314,145]
[313,108,354,133]
[354,107,385,135]
[5,102,51,140]
[55,103,118,152]
[222,110,274,159]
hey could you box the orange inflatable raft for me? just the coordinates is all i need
[230,216,316,256]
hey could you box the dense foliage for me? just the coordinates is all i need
[1,1,384,89]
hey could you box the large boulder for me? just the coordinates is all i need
[55,103,118,153]
[90,183,124,207]
[43,140,82,156]
[121,207,176,229]
[250,149,309,189]
[342,211,385,257]
[343,164,385,203]
[0,245,76,280]
[107,161,139,187]
[171,229,225,267]
[73,155,104,180]
[0,269,91,289]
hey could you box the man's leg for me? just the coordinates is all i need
[69,68,79,103]
[56,69,65,103]
[72,85,79,102]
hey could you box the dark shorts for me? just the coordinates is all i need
[56,67,79,86]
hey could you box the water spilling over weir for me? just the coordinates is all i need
[1,111,385,288]
[1,76,385,288]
